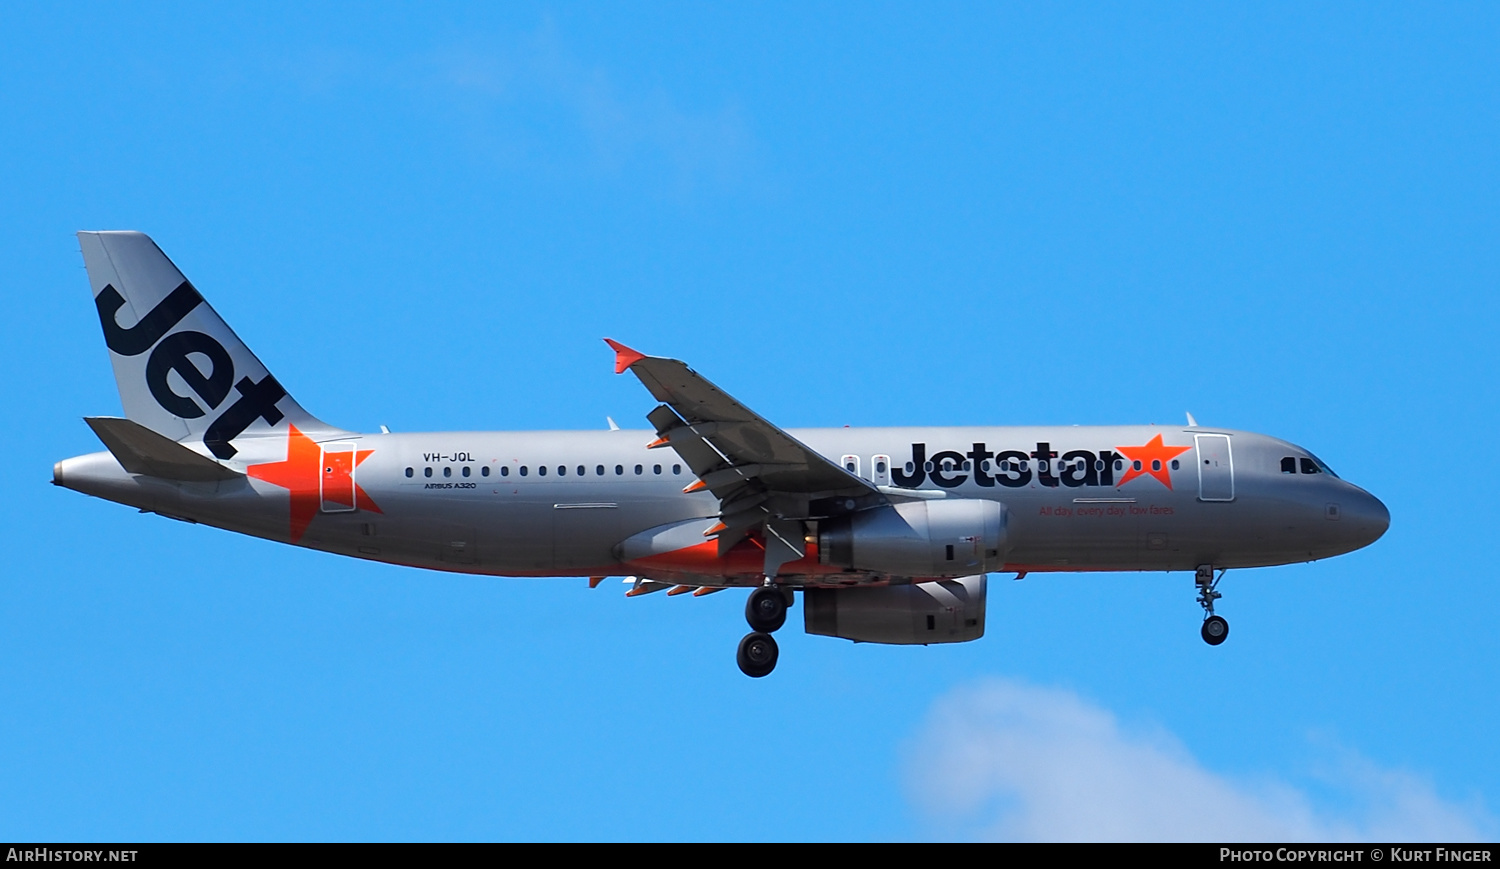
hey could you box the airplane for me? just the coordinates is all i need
[53,231,1390,677]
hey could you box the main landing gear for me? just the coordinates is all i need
[1196,564,1229,646]
[738,586,789,678]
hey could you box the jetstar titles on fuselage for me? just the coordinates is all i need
[894,434,1193,490]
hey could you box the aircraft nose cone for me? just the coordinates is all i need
[1344,489,1390,549]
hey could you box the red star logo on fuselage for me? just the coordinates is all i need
[247,425,381,543]
[1114,433,1191,490]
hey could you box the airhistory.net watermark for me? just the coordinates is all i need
[5,850,137,862]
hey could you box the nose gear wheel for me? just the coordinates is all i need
[1196,565,1229,646]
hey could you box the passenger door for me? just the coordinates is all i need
[1195,434,1234,502]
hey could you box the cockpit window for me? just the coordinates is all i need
[1282,454,1339,478]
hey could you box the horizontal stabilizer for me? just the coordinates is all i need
[85,417,242,481]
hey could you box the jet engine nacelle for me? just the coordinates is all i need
[817,499,1007,578]
[804,575,986,645]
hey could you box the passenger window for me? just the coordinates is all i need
[1133,461,1143,471]
[615,465,624,475]
[845,461,855,472]
[634,464,643,475]
[577,465,585,476]
[557,466,566,476]
[538,466,547,476]
[481,466,490,477]
[653,464,662,475]
[462,466,471,477]
[1281,457,1297,474]
[443,467,452,478]
[672,464,681,474]
[1170,460,1179,470]
[424,467,432,478]
[1151,460,1161,471]
[924,461,934,472]
[501,466,510,477]
[1114,460,1123,471]
[596,465,605,475]
[520,466,528,476]
[962,461,971,471]
[405,467,413,478]
[905,462,915,473]
[876,461,887,474]
[1301,458,1320,474]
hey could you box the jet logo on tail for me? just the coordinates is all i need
[95,279,288,459]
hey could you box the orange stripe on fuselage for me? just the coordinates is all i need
[624,536,843,580]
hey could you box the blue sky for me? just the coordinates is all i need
[2,3,1497,841]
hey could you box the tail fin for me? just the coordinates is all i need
[78,231,338,460]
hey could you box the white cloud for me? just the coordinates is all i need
[906,678,1493,842]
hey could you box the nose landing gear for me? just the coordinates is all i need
[1196,565,1229,646]
[738,585,791,677]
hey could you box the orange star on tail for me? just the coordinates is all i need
[1114,434,1191,490]
[247,425,381,543]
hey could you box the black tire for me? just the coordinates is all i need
[736,631,779,678]
[1201,615,1229,646]
[745,587,788,633]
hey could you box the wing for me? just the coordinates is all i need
[606,339,885,578]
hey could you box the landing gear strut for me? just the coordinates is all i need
[1196,565,1229,646]
[738,585,791,677]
